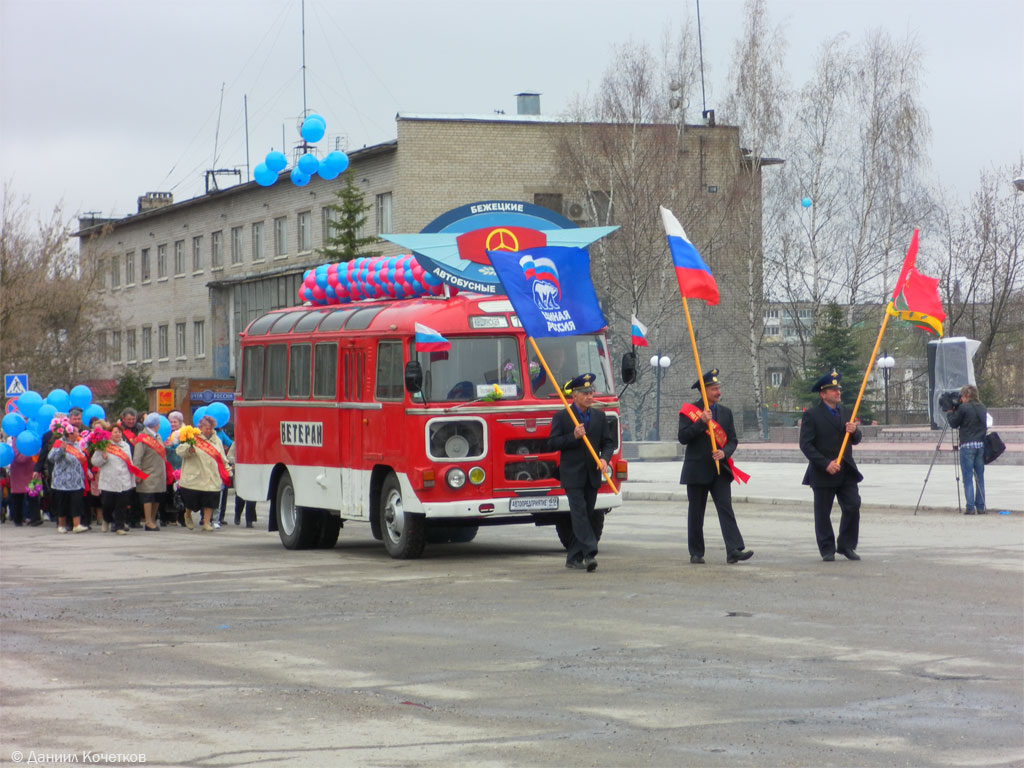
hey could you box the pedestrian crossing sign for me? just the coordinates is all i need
[4,374,28,397]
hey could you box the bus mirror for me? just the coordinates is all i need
[404,360,424,394]
[621,352,637,384]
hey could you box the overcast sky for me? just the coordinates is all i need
[2,0,1021,223]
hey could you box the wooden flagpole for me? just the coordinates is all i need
[528,337,618,494]
[681,297,720,474]
[836,307,892,465]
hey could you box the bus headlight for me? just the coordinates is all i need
[467,466,486,485]
[446,468,467,489]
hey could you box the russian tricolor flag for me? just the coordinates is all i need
[414,323,451,352]
[660,206,719,306]
[630,314,649,347]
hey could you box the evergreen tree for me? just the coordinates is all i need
[319,169,381,262]
[796,302,874,420]
[111,367,150,417]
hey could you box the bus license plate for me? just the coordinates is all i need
[509,496,559,512]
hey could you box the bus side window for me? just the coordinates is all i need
[242,346,264,400]
[288,343,312,399]
[313,343,337,399]
[264,344,287,399]
[375,340,403,401]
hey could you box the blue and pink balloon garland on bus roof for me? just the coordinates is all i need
[253,113,350,187]
[298,255,459,307]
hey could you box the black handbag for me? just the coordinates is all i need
[983,432,1005,465]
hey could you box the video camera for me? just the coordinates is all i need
[938,391,960,412]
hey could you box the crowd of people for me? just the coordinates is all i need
[1,407,258,534]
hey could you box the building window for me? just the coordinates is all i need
[533,193,564,215]
[125,252,135,285]
[111,259,120,288]
[321,206,337,244]
[297,211,312,253]
[376,192,392,235]
[211,230,223,269]
[764,309,779,320]
[192,235,203,271]
[770,371,783,387]
[231,226,243,264]
[140,248,151,282]
[97,258,107,290]
[764,326,780,336]
[252,221,264,261]
[175,322,186,358]
[798,308,813,319]
[174,240,185,275]
[194,320,206,357]
[158,324,168,360]
[274,217,287,258]
[126,329,137,362]
[141,326,152,361]
[157,244,167,279]
[111,330,122,362]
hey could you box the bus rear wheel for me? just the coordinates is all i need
[276,472,320,549]
[379,473,425,559]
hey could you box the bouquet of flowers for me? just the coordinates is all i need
[178,425,201,446]
[50,416,77,443]
[26,477,43,498]
[82,428,112,453]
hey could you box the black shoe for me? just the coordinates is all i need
[964,509,976,515]
[690,555,705,564]
[144,526,160,532]
[822,553,835,561]
[837,549,860,560]
[29,520,44,527]
[565,560,586,570]
[726,549,754,564]
[234,518,241,526]
[977,509,988,515]
[584,557,598,572]
[245,522,254,528]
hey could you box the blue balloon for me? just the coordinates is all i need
[801,197,812,208]
[83,403,105,424]
[306,112,326,125]
[290,168,311,187]
[192,406,209,426]
[16,430,41,457]
[46,388,71,413]
[157,415,172,442]
[207,402,231,428]
[0,442,13,468]
[2,412,26,437]
[300,117,326,143]
[318,150,349,180]
[254,163,277,187]
[69,384,93,409]
[265,150,288,173]
[36,404,57,428]
[26,419,42,435]
[16,391,43,420]
[297,153,319,175]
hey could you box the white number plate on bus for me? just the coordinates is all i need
[509,496,559,512]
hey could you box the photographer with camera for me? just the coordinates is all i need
[945,385,988,514]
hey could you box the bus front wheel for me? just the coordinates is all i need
[379,473,426,559]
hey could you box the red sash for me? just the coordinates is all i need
[106,443,149,480]
[55,440,90,489]
[679,404,751,484]
[122,428,138,446]
[194,437,232,485]
[137,433,167,460]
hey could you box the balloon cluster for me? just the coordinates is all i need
[253,113,350,188]
[297,255,458,306]
[191,401,231,428]
[0,385,102,467]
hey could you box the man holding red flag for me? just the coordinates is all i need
[677,370,753,565]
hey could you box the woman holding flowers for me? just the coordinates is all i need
[133,413,168,531]
[176,415,231,532]
[47,416,88,533]
[91,423,137,535]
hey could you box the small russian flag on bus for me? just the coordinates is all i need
[414,323,451,352]
[630,314,649,347]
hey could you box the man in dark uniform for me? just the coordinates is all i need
[547,373,615,572]
[678,369,753,564]
[800,369,863,561]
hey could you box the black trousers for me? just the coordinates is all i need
[234,496,257,525]
[564,486,599,564]
[812,483,861,556]
[101,490,131,532]
[686,476,744,557]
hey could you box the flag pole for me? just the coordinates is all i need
[681,297,720,474]
[836,308,892,465]
[528,337,618,494]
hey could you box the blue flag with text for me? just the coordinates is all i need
[487,246,606,338]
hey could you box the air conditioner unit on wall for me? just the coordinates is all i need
[568,203,584,219]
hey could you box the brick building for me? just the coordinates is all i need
[77,106,768,432]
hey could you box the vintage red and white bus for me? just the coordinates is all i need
[234,292,631,558]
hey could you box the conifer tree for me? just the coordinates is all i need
[796,302,874,420]
[319,169,381,262]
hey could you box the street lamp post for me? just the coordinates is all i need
[649,353,672,440]
[876,353,895,425]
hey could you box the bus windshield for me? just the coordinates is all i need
[414,336,524,402]
[528,335,615,398]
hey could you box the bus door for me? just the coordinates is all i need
[365,339,404,462]
[339,341,368,518]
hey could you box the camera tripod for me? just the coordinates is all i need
[914,420,962,515]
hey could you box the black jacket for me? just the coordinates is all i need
[678,401,737,485]
[547,405,615,490]
[947,401,987,444]
[799,401,863,487]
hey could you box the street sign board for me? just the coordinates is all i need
[4,374,28,398]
